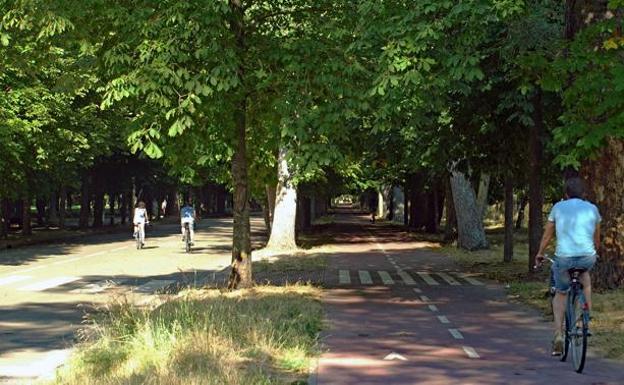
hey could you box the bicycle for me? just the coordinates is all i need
[134,222,148,250]
[536,256,590,373]
[183,222,192,253]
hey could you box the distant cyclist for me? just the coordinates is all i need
[180,200,196,246]
[133,201,149,247]
[535,177,601,356]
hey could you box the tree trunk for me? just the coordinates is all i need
[35,198,46,227]
[92,189,105,228]
[565,1,622,289]
[48,191,59,226]
[1,198,9,238]
[504,174,514,263]
[450,170,488,250]
[120,192,128,225]
[443,179,457,242]
[22,197,32,236]
[528,90,544,272]
[227,0,252,289]
[59,186,66,229]
[109,193,115,226]
[266,183,276,226]
[476,172,491,220]
[515,193,528,230]
[581,138,624,288]
[79,176,91,229]
[266,147,298,250]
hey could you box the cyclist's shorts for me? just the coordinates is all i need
[181,218,194,225]
[553,255,596,292]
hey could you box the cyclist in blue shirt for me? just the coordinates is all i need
[180,200,197,246]
[536,177,601,356]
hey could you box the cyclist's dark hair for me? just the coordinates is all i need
[137,201,146,209]
[564,177,585,199]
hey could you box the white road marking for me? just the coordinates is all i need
[462,346,480,359]
[437,272,460,286]
[428,305,439,312]
[135,279,176,294]
[339,270,351,284]
[449,329,464,339]
[397,270,417,285]
[383,352,407,361]
[0,275,32,286]
[437,315,450,324]
[358,270,373,285]
[378,271,395,285]
[457,273,484,286]
[413,288,422,294]
[18,276,80,292]
[417,272,439,285]
[419,295,430,302]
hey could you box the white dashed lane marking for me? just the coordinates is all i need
[358,271,373,285]
[449,329,464,339]
[463,346,480,359]
[0,275,32,286]
[18,276,80,292]
[378,271,395,285]
[417,272,440,286]
[457,273,484,286]
[398,270,417,285]
[437,272,460,286]
[437,315,450,324]
[428,305,439,312]
[339,270,351,284]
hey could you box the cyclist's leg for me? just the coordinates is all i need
[553,257,572,333]
[189,221,195,243]
[580,272,592,311]
[181,222,185,240]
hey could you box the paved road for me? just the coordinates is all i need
[0,217,265,383]
[315,215,624,385]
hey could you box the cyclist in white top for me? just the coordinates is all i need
[180,200,196,245]
[133,201,149,246]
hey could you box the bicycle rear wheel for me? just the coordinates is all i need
[570,293,588,373]
[185,230,191,253]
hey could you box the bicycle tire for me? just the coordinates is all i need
[184,225,191,253]
[561,309,570,362]
[570,292,588,373]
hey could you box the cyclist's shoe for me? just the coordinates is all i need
[551,330,564,356]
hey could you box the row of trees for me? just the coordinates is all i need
[1,0,622,289]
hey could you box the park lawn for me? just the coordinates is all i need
[50,285,323,385]
[441,229,624,361]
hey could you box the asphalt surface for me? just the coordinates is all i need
[0,217,265,383]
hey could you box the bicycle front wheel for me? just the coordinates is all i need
[569,292,588,373]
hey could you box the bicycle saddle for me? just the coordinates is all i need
[568,268,587,277]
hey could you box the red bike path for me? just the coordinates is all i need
[313,216,624,385]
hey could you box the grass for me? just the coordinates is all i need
[49,285,323,385]
[441,228,624,361]
[253,252,328,273]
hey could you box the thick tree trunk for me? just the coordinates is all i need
[79,176,91,229]
[566,0,622,289]
[92,185,105,228]
[108,193,115,226]
[120,192,128,225]
[528,90,545,272]
[408,173,427,230]
[515,193,528,230]
[504,175,514,263]
[266,147,298,250]
[443,179,457,242]
[450,170,488,250]
[22,197,32,236]
[581,139,624,289]
[476,173,491,220]
[403,182,409,226]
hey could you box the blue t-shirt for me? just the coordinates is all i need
[548,198,601,258]
[181,206,195,220]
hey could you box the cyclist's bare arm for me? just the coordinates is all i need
[536,221,555,262]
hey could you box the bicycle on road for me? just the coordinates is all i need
[183,222,192,253]
[134,222,148,250]
[537,256,590,373]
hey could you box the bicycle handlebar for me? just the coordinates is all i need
[533,255,555,270]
